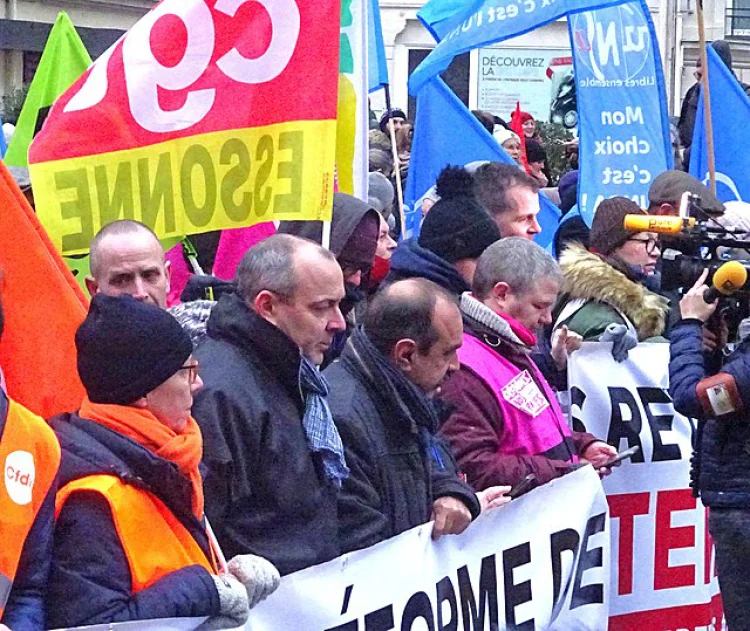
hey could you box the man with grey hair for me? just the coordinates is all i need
[192,234,347,575]
[439,237,615,491]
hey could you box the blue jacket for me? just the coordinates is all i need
[669,319,750,506]
[0,392,55,631]
[46,413,219,628]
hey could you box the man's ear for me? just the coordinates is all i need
[392,338,418,372]
[659,202,675,216]
[491,281,511,302]
[164,259,172,292]
[85,276,99,298]
[131,396,149,409]
[253,290,279,325]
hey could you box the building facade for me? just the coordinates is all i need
[377,0,750,120]
[0,0,747,121]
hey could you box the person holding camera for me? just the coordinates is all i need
[669,269,750,629]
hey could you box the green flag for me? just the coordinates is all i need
[5,12,91,167]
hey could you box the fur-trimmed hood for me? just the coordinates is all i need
[558,244,669,340]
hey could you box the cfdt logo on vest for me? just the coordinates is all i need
[5,450,35,505]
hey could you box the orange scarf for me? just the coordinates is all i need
[79,397,205,519]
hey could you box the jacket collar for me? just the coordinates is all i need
[207,292,302,392]
[51,413,195,516]
[388,239,470,296]
[558,244,669,339]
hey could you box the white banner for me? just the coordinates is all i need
[57,468,609,630]
[248,466,609,630]
[568,342,724,630]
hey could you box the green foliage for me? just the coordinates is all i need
[536,121,575,186]
[1,84,29,126]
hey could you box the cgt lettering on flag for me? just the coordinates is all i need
[29,0,340,255]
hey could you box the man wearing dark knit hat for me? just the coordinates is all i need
[554,197,669,359]
[47,295,279,629]
[388,170,501,295]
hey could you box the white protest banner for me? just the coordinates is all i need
[568,342,724,629]
[246,467,609,630]
[54,468,609,631]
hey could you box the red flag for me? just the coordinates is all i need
[0,161,88,418]
[510,102,530,173]
[28,0,341,256]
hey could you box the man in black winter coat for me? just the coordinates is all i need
[192,234,348,576]
[325,279,509,554]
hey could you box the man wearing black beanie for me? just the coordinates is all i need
[388,166,501,295]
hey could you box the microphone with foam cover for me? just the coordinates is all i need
[623,215,696,234]
[704,261,748,303]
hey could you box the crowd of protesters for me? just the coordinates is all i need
[4,73,750,630]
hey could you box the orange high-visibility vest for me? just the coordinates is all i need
[0,399,61,617]
[56,474,217,593]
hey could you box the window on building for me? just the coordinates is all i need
[407,50,470,118]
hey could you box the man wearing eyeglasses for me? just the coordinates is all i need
[555,197,669,359]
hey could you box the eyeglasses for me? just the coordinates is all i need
[178,362,200,385]
[341,263,372,279]
[628,237,661,255]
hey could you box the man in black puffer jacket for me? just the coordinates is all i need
[326,279,506,554]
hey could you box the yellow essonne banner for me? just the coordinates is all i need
[31,119,336,255]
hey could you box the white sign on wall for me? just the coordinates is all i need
[477,47,575,127]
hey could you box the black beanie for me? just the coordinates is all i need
[419,196,501,263]
[76,295,193,405]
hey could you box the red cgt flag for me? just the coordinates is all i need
[0,161,88,418]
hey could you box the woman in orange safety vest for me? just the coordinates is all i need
[47,295,279,629]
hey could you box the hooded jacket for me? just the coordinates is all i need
[386,239,470,296]
[46,413,219,628]
[555,244,669,341]
[278,192,380,259]
[192,293,340,575]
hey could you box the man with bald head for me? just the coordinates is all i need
[86,220,170,308]
[325,279,506,554]
[192,234,348,575]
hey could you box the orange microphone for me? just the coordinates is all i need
[704,261,748,303]
[623,215,696,234]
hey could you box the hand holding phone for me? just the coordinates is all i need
[600,445,641,469]
[507,474,537,499]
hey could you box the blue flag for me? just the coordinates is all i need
[690,45,750,202]
[571,0,672,225]
[0,116,6,158]
[409,0,622,93]
[405,78,560,248]
[418,0,485,41]
[368,0,389,92]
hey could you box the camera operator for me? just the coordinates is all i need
[669,268,750,629]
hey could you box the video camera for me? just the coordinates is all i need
[624,193,750,332]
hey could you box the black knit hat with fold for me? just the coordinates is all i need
[76,294,192,405]
[418,166,501,263]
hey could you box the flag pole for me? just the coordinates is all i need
[696,0,716,195]
[384,84,406,237]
